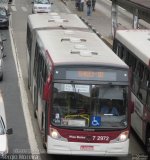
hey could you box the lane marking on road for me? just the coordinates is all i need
[9,13,41,158]
[60,1,71,13]
[11,6,17,11]
[96,2,110,18]
[21,6,28,12]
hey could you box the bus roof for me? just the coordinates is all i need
[115,29,150,66]
[36,29,128,69]
[28,12,89,31]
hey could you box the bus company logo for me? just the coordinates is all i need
[69,135,86,140]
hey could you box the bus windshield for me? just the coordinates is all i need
[51,83,128,129]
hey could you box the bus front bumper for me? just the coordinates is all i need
[47,136,129,156]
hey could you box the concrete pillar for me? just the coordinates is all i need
[111,0,118,38]
[133,8,139,29]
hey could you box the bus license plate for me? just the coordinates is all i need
[80,146,94,151]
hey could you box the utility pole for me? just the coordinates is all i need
[111,0,118,38]
[133,8,139,29]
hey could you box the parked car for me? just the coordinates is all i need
[32,0,52,14]
[0,0,8,11]
[0,91,13,158]
[0,7,10,29]
[0,35,6,54]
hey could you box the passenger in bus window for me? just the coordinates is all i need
[100,99,119,116]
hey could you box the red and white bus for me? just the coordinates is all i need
[113,29,150,154]
[26,12,89,90]
[26,24,133,156]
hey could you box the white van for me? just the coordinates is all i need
[0,91,13,158]
[32,0,52,14]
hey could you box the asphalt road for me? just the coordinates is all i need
[0,29,30,155]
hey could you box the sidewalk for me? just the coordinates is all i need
[60,0,113,47]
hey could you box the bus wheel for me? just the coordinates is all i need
[146,130,150,154]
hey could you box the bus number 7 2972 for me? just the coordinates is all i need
[26,12,133,157]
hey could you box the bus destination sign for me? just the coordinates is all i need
[66,70,117,81]
[54,67,128,82]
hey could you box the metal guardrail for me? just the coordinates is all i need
[111,0,150,24]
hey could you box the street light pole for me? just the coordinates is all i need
[111,0,118,38]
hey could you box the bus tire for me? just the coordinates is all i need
[146,127,150,154]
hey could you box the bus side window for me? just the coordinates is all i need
[116,43,124,59]
[138,68,149,103]
[27,25,32,56]
[146,72,150,106]
[124,50,129,64]
[131,55,137,72]
[139,63,144,80]
[132,61,141,95]
[133,62,145,101]
[147,89,150,109]
[128,52,136,69]
[33,43,39,79]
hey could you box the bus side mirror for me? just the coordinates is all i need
[129,101,134,113]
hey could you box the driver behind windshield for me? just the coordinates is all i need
[100,99,119,116]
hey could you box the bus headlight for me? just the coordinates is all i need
[110,131,129,143]
[51,130,58,139]
[49,128,68,141]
